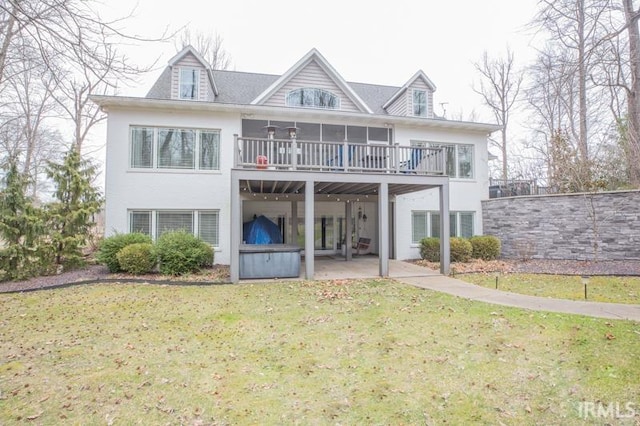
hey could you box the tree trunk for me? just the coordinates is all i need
[624,0,640,186]
[0,3,16,85]
[578,0,589,162]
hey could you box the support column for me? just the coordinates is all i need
[230,175,241,283]
[304,180,315,280]
[378,182,389,277]
[439,182,450,275]
[291,201,298,245]
[345,201,353,261]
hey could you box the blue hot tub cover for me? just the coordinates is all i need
[243,215,283,244]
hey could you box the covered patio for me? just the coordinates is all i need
[229,168,451,283]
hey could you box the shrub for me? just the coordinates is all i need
[155,231,213,276]
[450,237,473,263]
[116,243,155,275]
[469,235,501,260]
[419,237,441,262]
[96,233,152,272]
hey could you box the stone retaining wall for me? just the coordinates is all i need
[482,190,640,260]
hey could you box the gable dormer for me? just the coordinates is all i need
[168,46,218,102]
[383,71,436,118]
[251,49,373,113]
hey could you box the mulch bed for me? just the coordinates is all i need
[412,259,640,276]
[2,259,639,294]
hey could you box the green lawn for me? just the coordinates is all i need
[461,273,640,304]
[1,280,639,425]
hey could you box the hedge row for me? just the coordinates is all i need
[97,231,213,275]
[419,235,501,262]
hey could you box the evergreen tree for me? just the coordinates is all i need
[46,149,102,269]
[0,159,47,280]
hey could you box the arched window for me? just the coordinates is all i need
[286,88,340,109]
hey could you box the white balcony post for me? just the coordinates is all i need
[343,139,349,171]
[378,182,389,277]
[233,134,239,168]
[394,143,400,173]
[291,137,298,170]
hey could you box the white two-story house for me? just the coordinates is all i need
[92,47,498,282]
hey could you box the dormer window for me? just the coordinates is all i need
[413,89,427,117]
[286,88,340,109]
[179,67,199,100]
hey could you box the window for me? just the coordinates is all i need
[412,141,474,179]
[286,88,340,109]
[413,89,427,117]
[412,211,428,244]
[368,127,391,143]
[179,67,199,100]
[129,209,220,247]
[131,127,154,168]
[158,129,195,169]
[129,126,220,171]
[157,211,193,237]
[240,120,393,144]
[411,211,475,242]
[199,131,220,170]
[130,211,151,235]
[198,212,220,246]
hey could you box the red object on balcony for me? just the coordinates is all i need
[256,155,268,169]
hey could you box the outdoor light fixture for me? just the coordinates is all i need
[286,126,298,139]
[362,205,367,222]
[264,125,278,139]
[582,275,590,299]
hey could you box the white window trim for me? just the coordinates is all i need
[179,67,200,100]
[129,126,221,172]
[410,210,475,244]
[285,88,341,110]
[412,89,428,117]
[128,209,221,248]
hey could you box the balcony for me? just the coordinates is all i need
[234,136,445,175]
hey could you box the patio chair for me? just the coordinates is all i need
[355,237,371,255]
[329,144,356,170]
[401,148,424,173]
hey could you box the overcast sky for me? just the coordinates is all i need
[105,0,541,122]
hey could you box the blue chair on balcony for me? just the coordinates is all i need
[401,148,424,174]
[329,144,356,170]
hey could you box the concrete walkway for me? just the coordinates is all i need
[311,256,640,321]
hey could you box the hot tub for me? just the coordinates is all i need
[239,244,302,279]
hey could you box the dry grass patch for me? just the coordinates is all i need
[1,279,639,424]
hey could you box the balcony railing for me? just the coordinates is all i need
[489,178,555,198]
[234,135,445,175]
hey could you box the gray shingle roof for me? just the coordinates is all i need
[145,66,402,115]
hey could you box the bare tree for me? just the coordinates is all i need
[534,0,612,164]
[0,0,169,156]
[177,29,232,70]
[620,0,640,184]
[473,48,523,180]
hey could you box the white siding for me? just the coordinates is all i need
[263,60,361,112]
[393,125,489,260]
[385,79,434,118]
[104,107,241,264]
[386,91,408,116]
[170,52,211,101]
